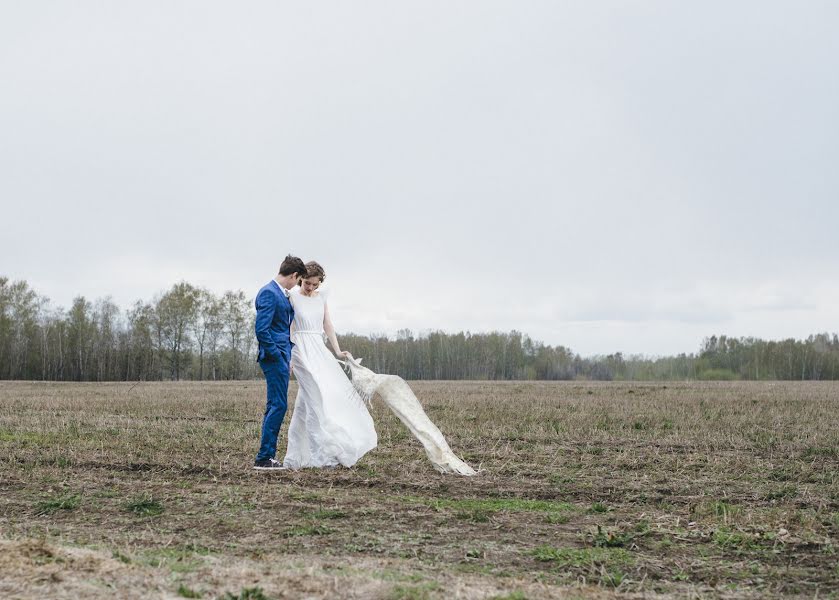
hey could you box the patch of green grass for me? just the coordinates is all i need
[285,522,335,537]
[692,500,740,524]
[634,519,651,534]
[545,513,570,524]
[221,588,270,600]
[454,563,511,577]
[545,420,564,434]
[592,525,634,548]
[713,527,761,553]
[25,543,63,565]
[490,592,528,600]
[309,508,347,520]
[36,493,81,515]
[434,498,575,512]
[94,489,120,499]
[548,474,574,486]
[764,485,798,501]
[142,547,209,573]
[768,467,794,481]
[457,509,492,523]
[801,446,838,459]
[358,465,378,478]
[387,582,438,600]
[656,499,674,510]
[126,494,164,517]
[0,429,55,444]
[599,567,628,588]
[748,430,779,449]
[177,584,202,598]
[747,560,763,575]
[711,501,739,522]
[287,490,322,502]
[414,496,575,515]
[372,569,426,584]
[595,417,619,431]
[182,543,212,555]
[531,546,633,569]
[589,502,609,514]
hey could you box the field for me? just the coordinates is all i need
[1,380,838,599]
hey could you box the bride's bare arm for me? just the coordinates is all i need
[323,302,347,358]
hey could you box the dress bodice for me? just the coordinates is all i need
[290,291,325,334]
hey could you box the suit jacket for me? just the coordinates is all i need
[254,280,294,364]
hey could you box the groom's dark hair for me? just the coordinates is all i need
[279,255,307,278]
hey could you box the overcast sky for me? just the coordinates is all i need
[1,1,837,356]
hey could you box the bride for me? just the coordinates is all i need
[282,261,377,469]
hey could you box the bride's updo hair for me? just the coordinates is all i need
[301,261,325,283]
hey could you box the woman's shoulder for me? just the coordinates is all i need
[287,287,303,304]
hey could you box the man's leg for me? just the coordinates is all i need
[256,359,290,462]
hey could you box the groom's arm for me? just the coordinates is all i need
[254,288,280,360]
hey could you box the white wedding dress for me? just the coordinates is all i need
[283,289,377,469]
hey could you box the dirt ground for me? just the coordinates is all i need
[1,380,837,599]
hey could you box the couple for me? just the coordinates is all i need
[252,255,376,471]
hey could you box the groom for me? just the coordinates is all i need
[253,254,307,470]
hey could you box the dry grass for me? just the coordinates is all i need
[1,380,838,599]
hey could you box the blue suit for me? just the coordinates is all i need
[254,279,294,462]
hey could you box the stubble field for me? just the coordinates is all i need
[1,380,838,599]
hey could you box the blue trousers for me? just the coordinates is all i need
[256,357,290,462]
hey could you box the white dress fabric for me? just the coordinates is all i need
[344,355,477,476]
[283,290,377,469]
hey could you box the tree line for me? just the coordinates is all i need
[0,277,255,382]
[1,276,838,381]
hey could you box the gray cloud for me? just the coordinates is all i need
[1,1,837,355]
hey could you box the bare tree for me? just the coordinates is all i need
[220,290,249,379]
[191,288,220,381]
[155,282,200,380]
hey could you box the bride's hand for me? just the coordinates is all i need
[336,350,350,359]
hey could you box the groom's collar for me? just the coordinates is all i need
[272,279,290,298]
